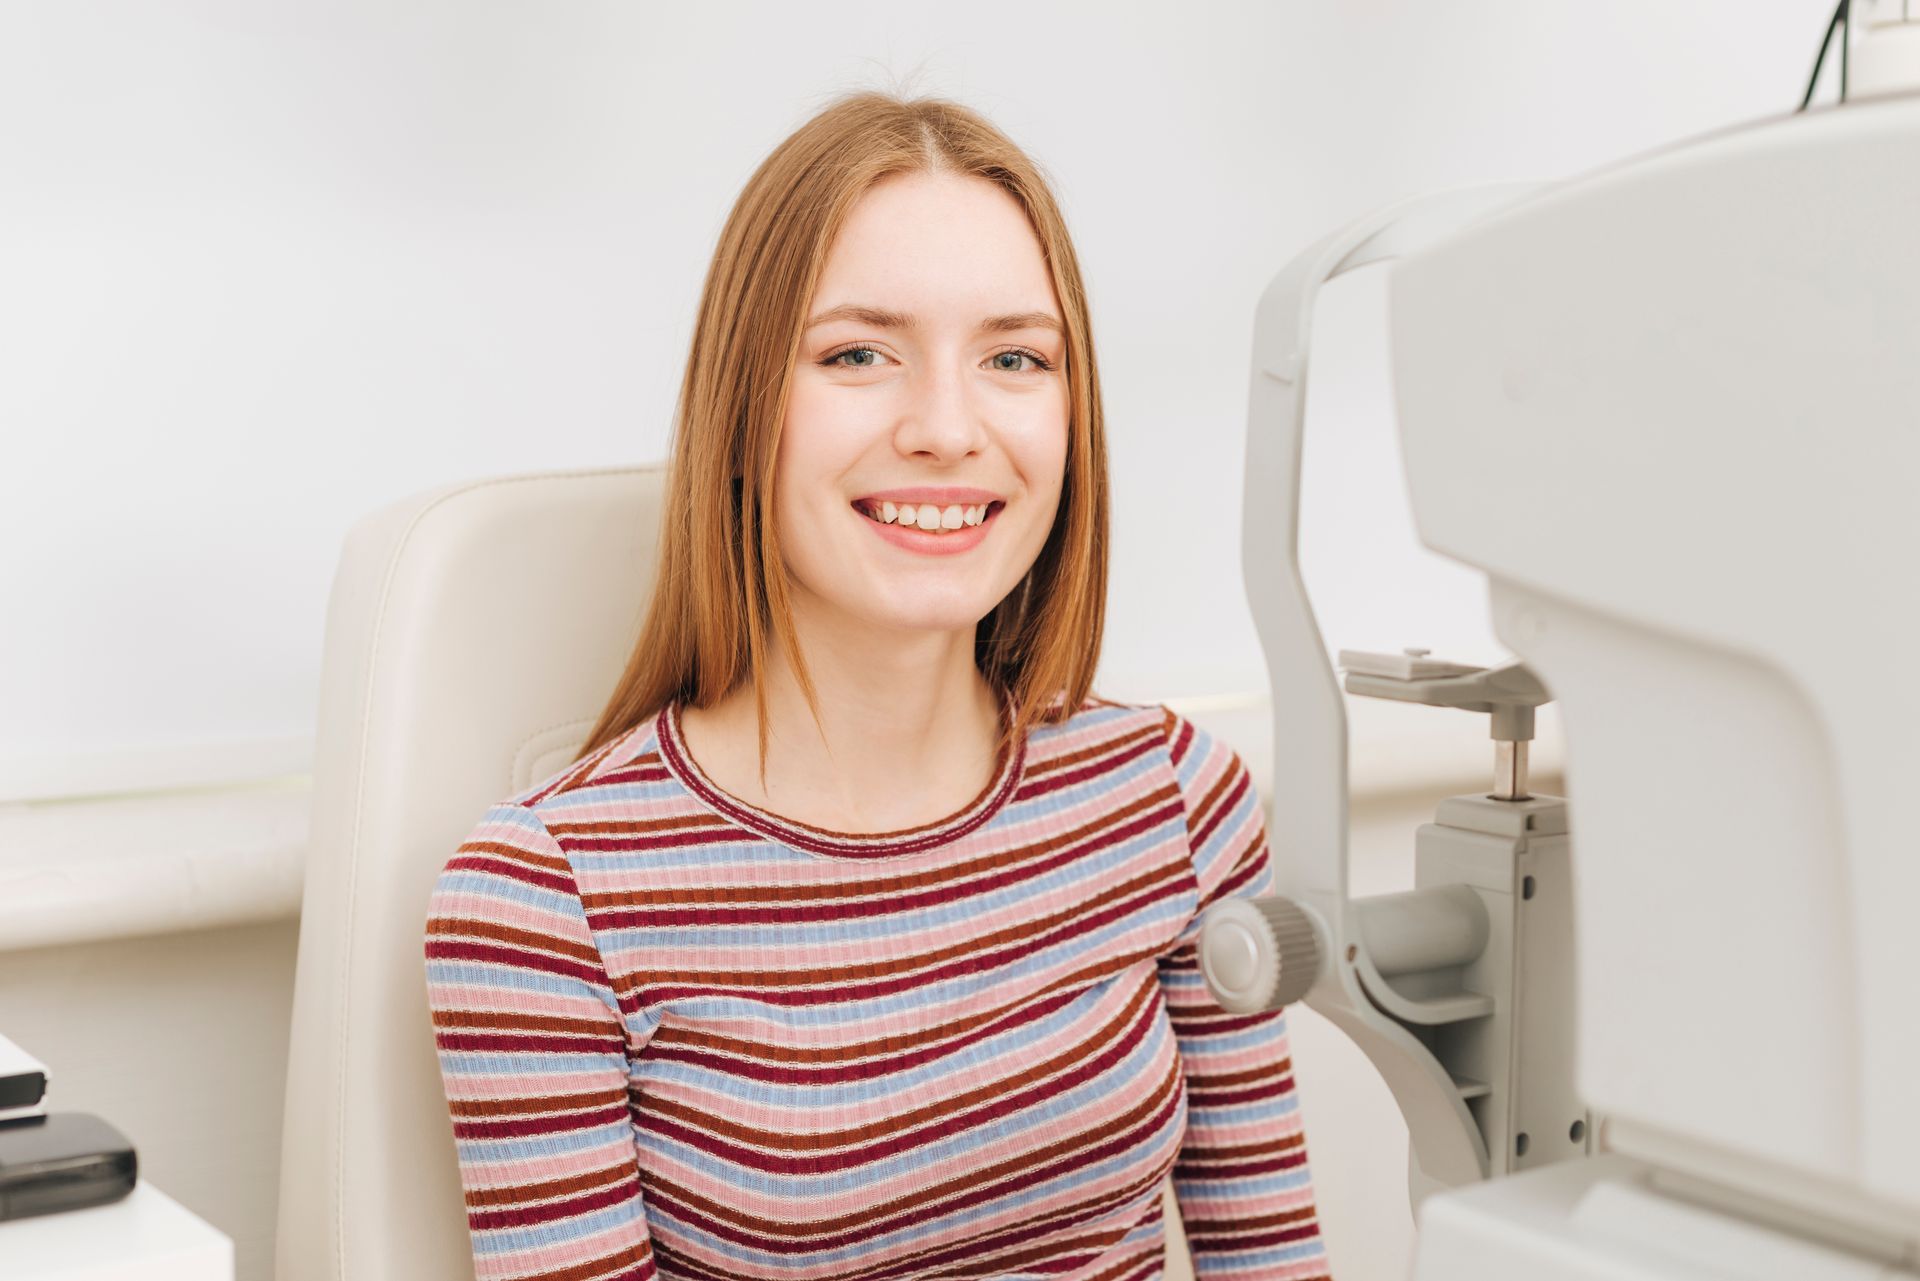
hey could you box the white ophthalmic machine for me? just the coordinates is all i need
[1192,5,1920,1277]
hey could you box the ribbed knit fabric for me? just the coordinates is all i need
[423,695,1331,1281]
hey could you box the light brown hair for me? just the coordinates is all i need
[573,89,1110,778]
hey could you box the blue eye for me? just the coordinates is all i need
[991,348,1054,373]
[826,346,887,368]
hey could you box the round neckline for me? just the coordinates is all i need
[654,691,1026,859]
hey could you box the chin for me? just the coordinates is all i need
[849,596,996,636]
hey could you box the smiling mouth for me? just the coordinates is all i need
[852,499,1005,533]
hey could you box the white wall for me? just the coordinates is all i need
[0,0,1835,800]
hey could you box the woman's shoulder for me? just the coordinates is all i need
[498,711,668,816]
[1040,693,1247,787]
[1028,691,1191,763]
[1047,690,1196,732]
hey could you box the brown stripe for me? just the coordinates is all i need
[446,1086,622,1119]
[460,1156,632,1209]
[430,1009,612,1036]
[424,916,601,967]
[468,1239,654,1281]
[1179,1130,1308,1163]
[452,838,571,875]
[1021,718,1163,780]
[1187,745,1241,840]
[1178,1204,1319,1231]
[1184,1057,1293,1087]
[544,809,736,839]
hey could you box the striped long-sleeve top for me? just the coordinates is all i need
[423,695,1331,1281]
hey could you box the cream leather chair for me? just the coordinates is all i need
[276,466,666,1281]
[274,465,1193,1280]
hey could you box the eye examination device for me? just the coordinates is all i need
[1197,5,1920,1277]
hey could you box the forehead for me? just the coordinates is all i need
[810,171,1059,320]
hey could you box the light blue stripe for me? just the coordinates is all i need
[455,1120,635,1171]
[424,960,616,1006]
[431,869,584,918]
[1174,1164,1319,1201]
[471,1196,648,1256]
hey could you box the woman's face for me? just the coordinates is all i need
[775,170,1070,641]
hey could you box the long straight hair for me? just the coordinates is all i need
[573,90,1110,778]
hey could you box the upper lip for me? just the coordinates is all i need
[852,487,1004,506]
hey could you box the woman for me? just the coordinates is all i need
[424,90,1331,1281]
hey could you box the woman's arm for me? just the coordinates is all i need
[1158,709,1333,1281]
[423,801,658,1281]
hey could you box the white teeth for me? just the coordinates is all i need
[859,500,995,530]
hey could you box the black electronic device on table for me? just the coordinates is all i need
[0,1112,139,1221]
[0,1030,48,1122]
[0,1033,139,1222]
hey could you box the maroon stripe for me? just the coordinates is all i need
[436,1031,625,1057]
[1186,1220,1322,1252]
[1167,715,1196,769]
[1210,843,1264,906]
[587,763,672,788]
[453,1102,629,1140]
[564,824,748,855]
[1191,765,1251,856]
[1012,734,1158,804]
[426,939,608,988]
[1177,1148,1311,1182]
[441,853,576,897]
[1186,1076,1295,1108]
[1167,1008,1282,1036]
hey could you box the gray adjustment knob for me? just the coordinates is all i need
[1197,896,1322,1014]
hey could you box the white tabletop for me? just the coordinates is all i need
[0,1180,232,1281]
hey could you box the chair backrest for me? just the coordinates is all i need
[276,466,666,1281]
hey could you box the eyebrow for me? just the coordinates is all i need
[804,303,1064,335]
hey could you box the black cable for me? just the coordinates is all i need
[1842,0,1851,100]
[1799,0,1849,112]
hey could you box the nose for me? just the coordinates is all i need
[893,356,988,461]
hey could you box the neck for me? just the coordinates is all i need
[687,596,1005,832]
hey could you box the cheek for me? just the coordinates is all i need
[785,373,893,443]
[1011,393,1071,497]
[775,384,868,497]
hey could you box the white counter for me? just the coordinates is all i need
[0,1180,233,1281]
